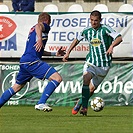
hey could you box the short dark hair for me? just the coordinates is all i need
[90,10,101,19]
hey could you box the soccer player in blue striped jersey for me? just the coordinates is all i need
[63,10,122,116]
[0,12,65,112]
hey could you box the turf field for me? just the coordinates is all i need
[0,106,133,133]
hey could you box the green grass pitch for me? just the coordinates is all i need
[0,106,133,133]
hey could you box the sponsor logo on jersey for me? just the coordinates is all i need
[90,38,101,47]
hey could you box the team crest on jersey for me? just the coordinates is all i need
[2,71,29,100]
[0,16,17,41]
[91,38,101,47]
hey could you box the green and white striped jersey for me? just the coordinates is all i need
[77,24,121,67]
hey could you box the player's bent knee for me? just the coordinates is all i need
[55,75,62,83]
[89,85,95,93]
[49,72,62,83]
[90,88,95,93]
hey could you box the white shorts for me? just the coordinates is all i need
[83,62,110,88]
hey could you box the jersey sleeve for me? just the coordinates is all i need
[76,29,85,41]
[105,25,121,40]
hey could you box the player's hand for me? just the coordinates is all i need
[62,53,69,62]
[56,46,66,56]
[106,45,113,55]
[34,39,43,52]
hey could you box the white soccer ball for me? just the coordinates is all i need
[90,97,105,112]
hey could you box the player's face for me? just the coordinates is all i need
[90,15,101,29]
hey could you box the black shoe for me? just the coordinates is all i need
[80,108,87,116]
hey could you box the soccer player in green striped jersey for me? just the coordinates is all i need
[63,10,122,116]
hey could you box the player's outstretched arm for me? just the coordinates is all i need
[62,39,79,62]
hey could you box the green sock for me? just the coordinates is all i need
[82,85,90,108]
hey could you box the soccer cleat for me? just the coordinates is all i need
[35,103,52,112]
[80,108,88,116]
[72,99,82,115]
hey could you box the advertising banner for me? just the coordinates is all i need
[0,13,133,58]
[0,63,133,106]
